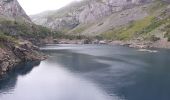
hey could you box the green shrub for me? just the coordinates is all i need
[0,32,18,43]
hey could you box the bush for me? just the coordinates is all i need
[0,32,17,43]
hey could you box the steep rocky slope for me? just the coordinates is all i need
[31,0,152,32]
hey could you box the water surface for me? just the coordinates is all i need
[0,44,170,100]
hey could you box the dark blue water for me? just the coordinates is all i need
[0,44,170,100]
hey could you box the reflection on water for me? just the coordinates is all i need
[0,61,40,95]
[1,44,170,100]
[0,60,114,100]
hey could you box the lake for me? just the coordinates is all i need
[0,44,170,100]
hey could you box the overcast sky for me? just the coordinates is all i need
[18,0,82,15]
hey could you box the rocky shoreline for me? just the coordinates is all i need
[110,40,170,49]
[50,38,170,49]
[0,39,47,76]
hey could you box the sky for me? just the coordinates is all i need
[18,0,82,15]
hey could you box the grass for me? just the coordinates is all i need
[0,32,19,48]
[101,16,154,40]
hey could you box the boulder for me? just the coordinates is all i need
[81,39,91,44]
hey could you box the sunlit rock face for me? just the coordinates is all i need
[78,0,152,23]
[0,0,30,21]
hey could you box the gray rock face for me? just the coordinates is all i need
[79,4,149,36]
[0,0,31,21]
[31,0,152,31]
[78,0,147,23]
[47,17,79,31]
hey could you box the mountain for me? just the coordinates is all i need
[31,0,170,47]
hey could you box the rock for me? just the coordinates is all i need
[1,62,9,72]
[109,41,124,45]
[53,39,59,44]
[99,40,107,44]
[0,0,31,22]
[58,39,69,44]
[14,43,45,61]
[0,39,46,76]
[41,37,54,44]
[92,39,99,44]
[81,39,91,44]
[32,45,40,51]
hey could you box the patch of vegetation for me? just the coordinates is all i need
[0,19,56,39]
[0,32,17,42]
[138,17,169,35]
[101,16,154,40]
[0,32,19,48]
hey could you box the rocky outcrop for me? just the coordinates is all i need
[0,48,19,74]
[0,0,31,22]
[0,39,46,75]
